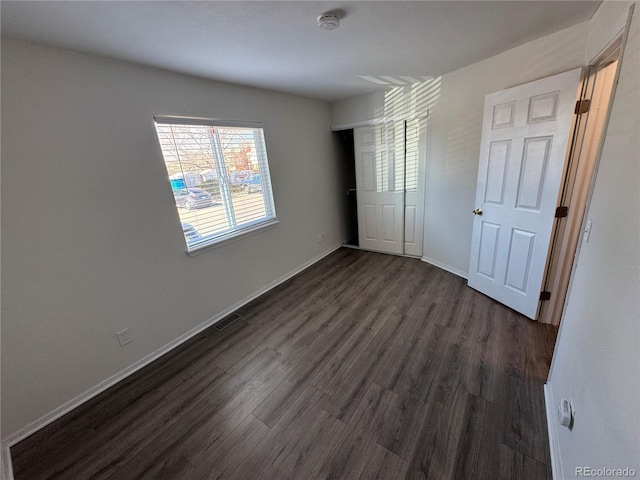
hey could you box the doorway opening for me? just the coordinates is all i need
[334,129,359,247]
[539,35,625,325]
[344,120,426,257]
[330,79,438,257]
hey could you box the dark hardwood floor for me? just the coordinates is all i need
[11,248,557,480]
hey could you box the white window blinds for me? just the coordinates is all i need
[154,117,277,252]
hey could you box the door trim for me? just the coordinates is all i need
[538,23,629,325]
[330,112,428,132]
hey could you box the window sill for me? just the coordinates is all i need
[186,218,279,256]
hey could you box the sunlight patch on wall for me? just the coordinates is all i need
[358,76,442,123]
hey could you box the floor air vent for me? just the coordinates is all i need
[213,313,241,331]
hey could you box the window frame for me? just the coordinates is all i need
[153,115,278,255]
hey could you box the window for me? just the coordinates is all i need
[154,116,277,253]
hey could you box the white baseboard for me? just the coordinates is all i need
[1,443,14,480]
[544,383,563,480]
[420,256,469,280]
[2,244,343,449]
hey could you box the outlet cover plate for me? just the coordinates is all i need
[116,328,132,347]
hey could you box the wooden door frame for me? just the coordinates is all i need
[538,28,629,325]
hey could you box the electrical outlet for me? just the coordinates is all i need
[116,328,132,347]
[558,398,575,428]
[317,232,326,243]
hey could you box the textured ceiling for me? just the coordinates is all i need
[1,1,601,102]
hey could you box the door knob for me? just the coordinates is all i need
[472,208,483,215]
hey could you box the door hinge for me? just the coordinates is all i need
[540,291,551,301]
[575,99,591,115]
[555,206,569,218]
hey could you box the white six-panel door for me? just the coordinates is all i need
[354,124,404,255]
[468,68,581,319]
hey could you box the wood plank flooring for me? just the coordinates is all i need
[11,248,557,480]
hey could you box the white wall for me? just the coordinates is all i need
[546,2,640,478]
[330,90,388,129]
[0,39,347,440]
[331,21,589,276]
